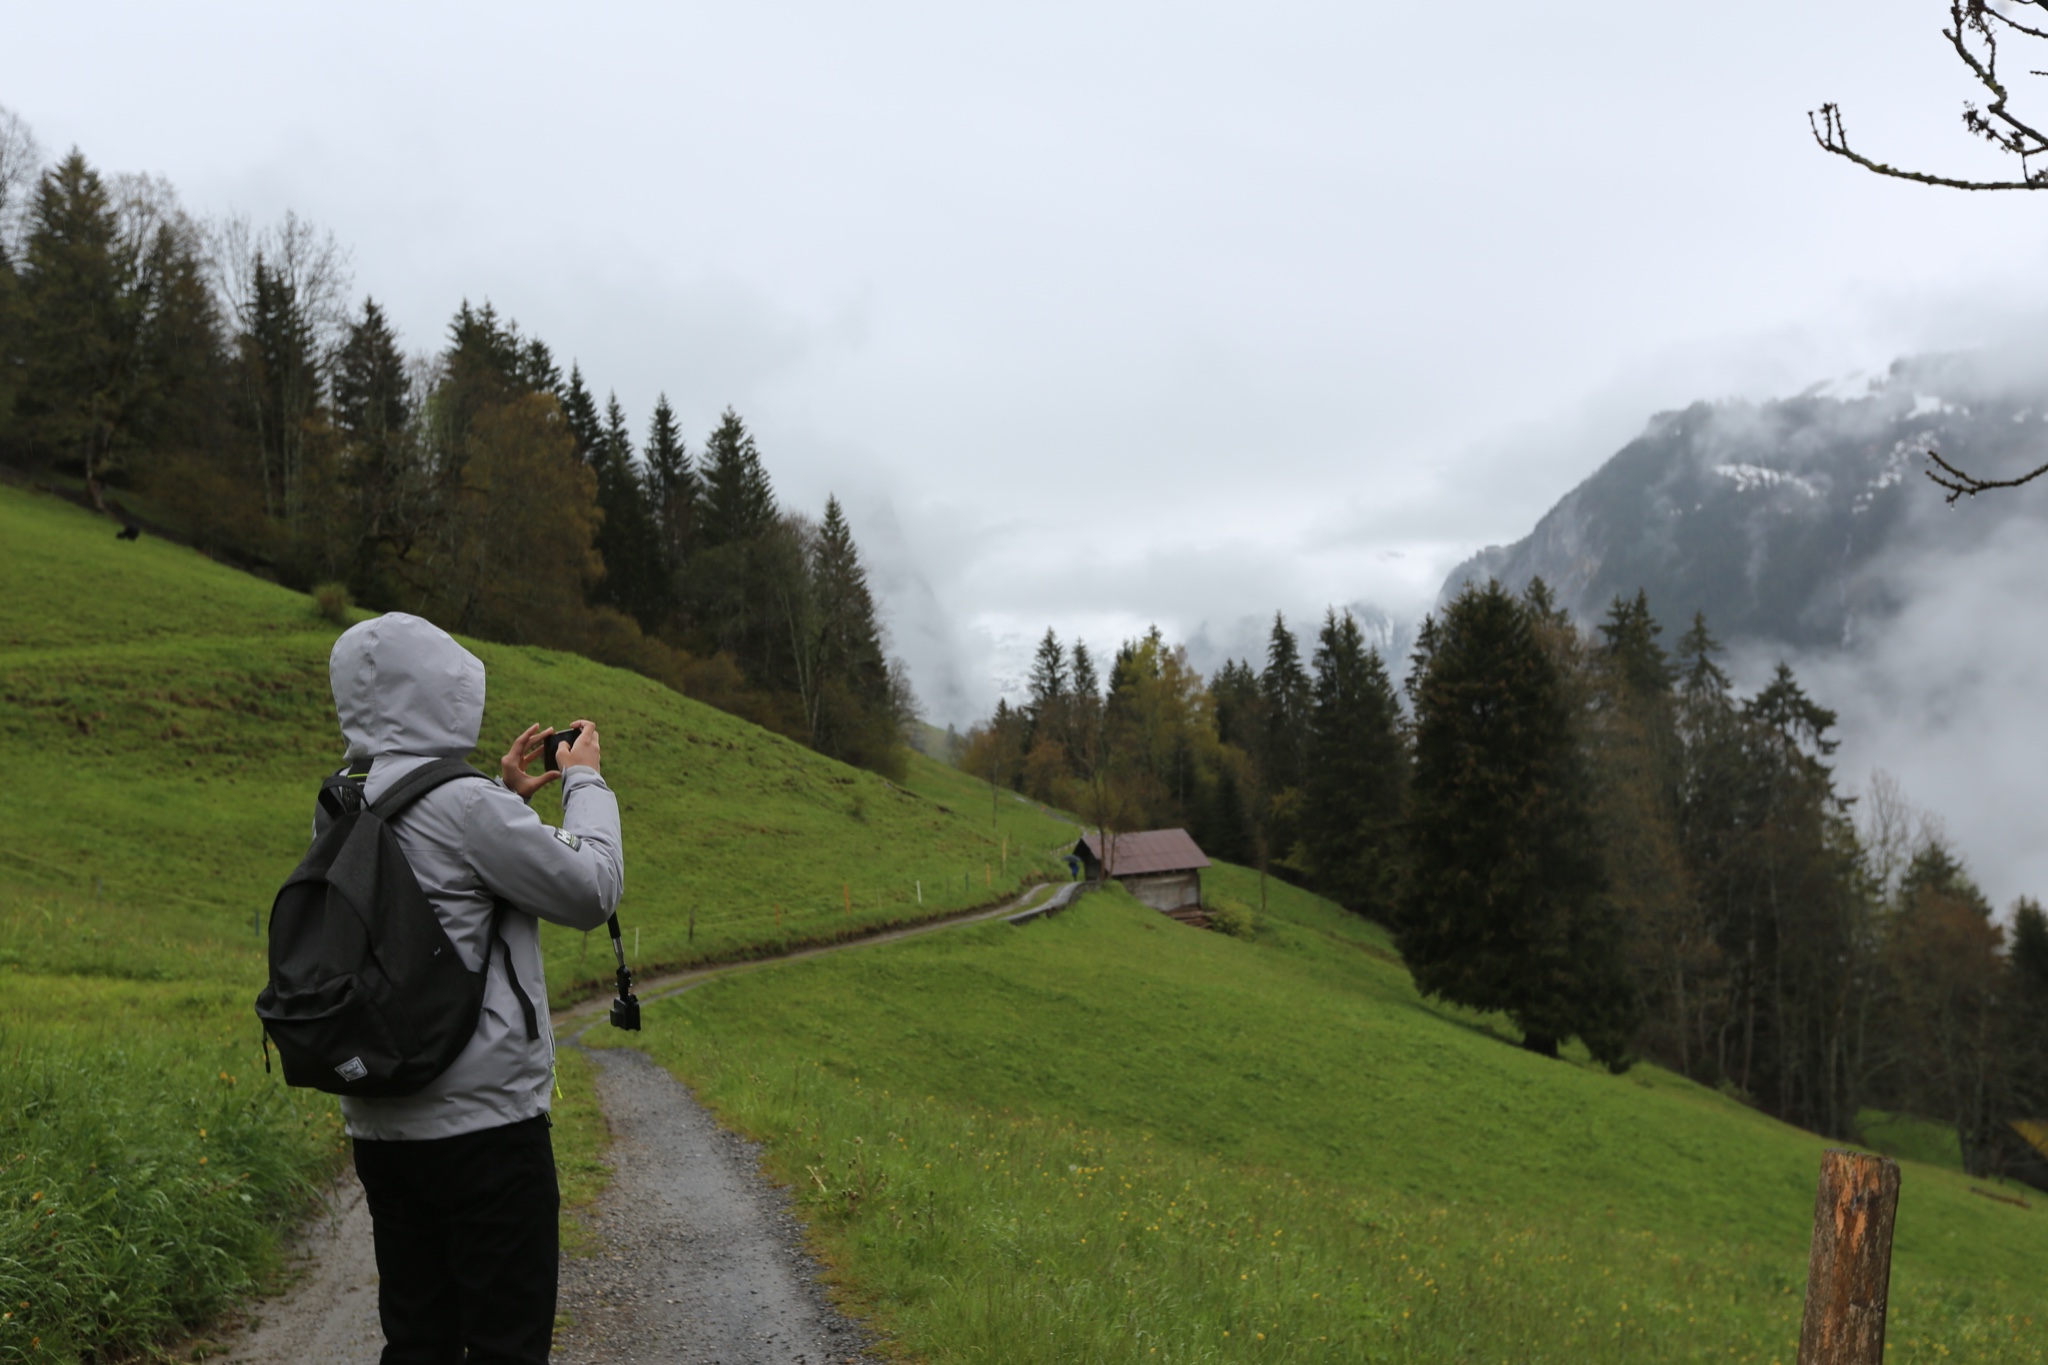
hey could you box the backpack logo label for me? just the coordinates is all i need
[335,1056,369,1083]
[552,827,582,852]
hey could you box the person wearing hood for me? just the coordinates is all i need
[325,612,623,1365]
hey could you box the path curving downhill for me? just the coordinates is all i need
[209,878,1087,1364]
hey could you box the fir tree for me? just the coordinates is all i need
[585,393,666,628]
[1070,640,1102,766]
[1302,608,1407,918]
[1259,613,1311,794]
[1210,658,1263,752]
[560,364,603,465]
[16,152,130,507]
[809,495,900,774]
[1071,640,1100,708]
[643,393,696,574]
[332,298,412,596]
[1587,590,1696,1073]
[333,298,408,446]
[697,407,776,548]
[1399,580,1640,1067]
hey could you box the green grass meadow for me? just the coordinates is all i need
[599,869,2048,1363]
[0,482,1071,1361]
[4,478,2046,1363]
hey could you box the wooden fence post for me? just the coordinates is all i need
[1797,1149,1901,1365]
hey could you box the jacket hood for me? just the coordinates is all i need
[331,613,486,761]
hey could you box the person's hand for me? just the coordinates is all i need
[501,723,562,801]
[560,718,602,775]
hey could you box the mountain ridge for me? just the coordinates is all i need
[1438,353,2048,650]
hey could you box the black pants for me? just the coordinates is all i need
[352,1114,559,1365]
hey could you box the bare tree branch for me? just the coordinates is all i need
[1811,1,2048,190]
[1923,446,2048,502]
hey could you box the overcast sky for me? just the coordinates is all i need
[10,1,2048,889]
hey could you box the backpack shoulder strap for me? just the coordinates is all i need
[368,758,491,822]
[489,899,542,1042]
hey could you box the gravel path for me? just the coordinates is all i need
[551,1047,874,1364]
[213,1173,382,1364]
[206,879,1085,1362]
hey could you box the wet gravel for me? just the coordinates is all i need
[551,1046,877,1365]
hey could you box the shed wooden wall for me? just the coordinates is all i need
[1120,871,1201,911]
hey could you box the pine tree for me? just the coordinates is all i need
[643,393,696,575]
[1070,641,1099,708]
[2010,898,2048,1123]
[1302,608,1406,918]
[16,152,130,507]
[809,495,900,774]
[1399,580,1640,1067]
[1070,640,1102,767]
[1587,591,1698,1074]
[560,365,603,465]
[334,299,408,446]
[697,407,775,548]
[1259,613,1311,794]
[582,394,665,628]
[331,298,413,596]
[1027,627,1067,723]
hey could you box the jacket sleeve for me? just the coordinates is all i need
[462,768,624,931]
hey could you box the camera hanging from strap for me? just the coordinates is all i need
[606,913,641,1031]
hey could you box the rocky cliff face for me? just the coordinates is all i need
[1440,354,2048,649]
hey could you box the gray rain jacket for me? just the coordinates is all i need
[326,613,623,1141]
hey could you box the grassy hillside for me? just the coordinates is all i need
[0,481,1073,1361]
[601,867,2048,1363]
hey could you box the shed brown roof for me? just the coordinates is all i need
[1077,828,1211,877]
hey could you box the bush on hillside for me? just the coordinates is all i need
[1207,897,1255,939]
[311,582,351,625]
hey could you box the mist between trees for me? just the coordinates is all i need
[0,112,916,779]
[960,584,2048,1180]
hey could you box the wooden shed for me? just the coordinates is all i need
[1074,829,1211,912]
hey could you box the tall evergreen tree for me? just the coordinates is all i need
[560,364,602,466]
[333,299,408,446]
[1399,580,1640,1066]
[331,298,414,595]
[808,495,900,774]
[1070,640,1102,767]
[1587,591,1699,1073]
[642,393,696,578]
[583,394,665,628]
[682,407,791,691]
[697,407,775,548]
[1210,658,1263,753]
[1259,613,1311,795]
[1302,608,1407,918]
[16,152,135,507]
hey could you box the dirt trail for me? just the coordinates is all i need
[551,1048,873,1364]
[210,879,1084,1363]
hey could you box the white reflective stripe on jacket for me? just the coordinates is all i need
[324,613,624,1141]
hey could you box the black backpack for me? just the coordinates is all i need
[256,758,539,1097]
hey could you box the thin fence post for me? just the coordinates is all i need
[1798,1149,1901,1365]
